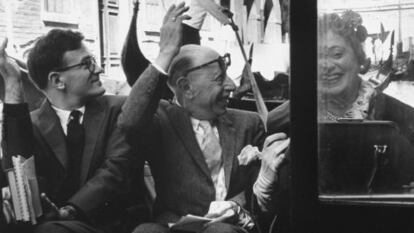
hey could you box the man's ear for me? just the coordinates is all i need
[48,72,65,90]
[176,77,193,98]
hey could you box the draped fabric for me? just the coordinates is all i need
[263,0,274,30]
[244,0,255,19]
[279,0,289,35]
[121,0,149,87]
[220,0,231,9]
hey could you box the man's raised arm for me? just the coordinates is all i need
[117,2,190,133]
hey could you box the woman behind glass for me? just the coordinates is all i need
[318,11,414,194]
[318,11,414,146]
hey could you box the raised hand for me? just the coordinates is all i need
[0,38,21,82]
[155,2,191,71]
[0,38,25,103]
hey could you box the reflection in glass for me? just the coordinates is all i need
[318,0,414,202]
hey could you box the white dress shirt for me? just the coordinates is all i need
[173,97,227,200]
[51,105,85,135]
[191,118,227,201]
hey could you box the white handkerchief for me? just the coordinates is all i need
[237,145,260,166]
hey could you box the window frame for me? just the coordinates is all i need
[41,0,80,25]
[289,1,414,232]
[289,0,318,232]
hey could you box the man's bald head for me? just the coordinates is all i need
[167,44,220,90]
[166,44,236,120]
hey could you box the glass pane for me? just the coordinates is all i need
[44,0,69,14]
[318,0,414,204]
[108,12,121,55]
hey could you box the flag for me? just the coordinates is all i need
[244,0,255,19]
[379,23,389,43]
[195,0,231,25]
[263,0,274,31]
[233,43,253,99]
[220,0,230,9]
[121,0,149,87]
[279,0,289,35]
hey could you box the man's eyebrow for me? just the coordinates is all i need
[80,55,93,62]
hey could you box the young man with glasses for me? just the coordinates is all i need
[118,44,288,233]
[0,3,190,233]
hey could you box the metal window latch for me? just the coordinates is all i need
[373,145,388,154]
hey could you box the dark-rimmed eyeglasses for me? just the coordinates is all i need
[182,53,231,77]
[52,56,97,73]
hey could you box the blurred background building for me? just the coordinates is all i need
[0,0,289,95]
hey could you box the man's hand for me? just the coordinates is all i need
[253,133,290,211]
[259,133,290,177]
[155,2,191,71]
[0,38,25,104]
[41,193,76,221]
[204,201,238,224]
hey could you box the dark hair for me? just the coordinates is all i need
[27,29,84,90]
[318,10,368,66]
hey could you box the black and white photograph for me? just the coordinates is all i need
[2,0,414,233]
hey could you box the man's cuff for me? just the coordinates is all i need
[3,103,29,117]
[151,63,168,75]
[231,202,255,230]
[64,202,88,221]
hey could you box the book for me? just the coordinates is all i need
[5,155,42,224]
[170,214,213,233]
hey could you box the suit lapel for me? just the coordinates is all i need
[165,104,211,179]
[36,100,69,169]
[217,113,237,190]
[79,99,105,185]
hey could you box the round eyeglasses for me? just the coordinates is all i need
[182,53,231,77]
[52,56,98,73]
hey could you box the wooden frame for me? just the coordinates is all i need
[289,1,414,232]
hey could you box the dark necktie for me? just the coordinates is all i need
[66,110,85,194]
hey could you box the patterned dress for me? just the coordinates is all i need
[320,80,377,121]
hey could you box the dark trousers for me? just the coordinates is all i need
[133,222,248,233]
[34,220,103,233]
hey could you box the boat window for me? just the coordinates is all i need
[318,0,414,205]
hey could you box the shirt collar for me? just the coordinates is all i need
[52,105,85,118]
[174,97,212,132]
[51,105,86,132]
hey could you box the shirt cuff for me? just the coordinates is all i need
[3,103,29,118]
[151,62,168,76]
[64,202,88,221]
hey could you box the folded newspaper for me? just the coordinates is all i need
[169,214,213,233]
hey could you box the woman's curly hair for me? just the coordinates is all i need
[318,10,368,66]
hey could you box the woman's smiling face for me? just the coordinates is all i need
[318,30,360,96]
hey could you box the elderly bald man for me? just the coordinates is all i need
[118,44,287,233]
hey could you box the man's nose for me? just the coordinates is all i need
[223,76,236,91]
[93,63,104,74]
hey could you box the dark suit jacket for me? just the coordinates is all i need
[370,92,414,146]
[2,95,145,232]
[267,100,290,135]
[118,65,266,224]
[149,102,265,223]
